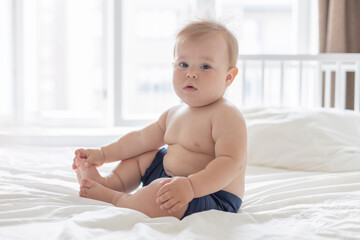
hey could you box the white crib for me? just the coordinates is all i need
[228,54,360,112]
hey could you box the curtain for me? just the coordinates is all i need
[319,0,360,110]
[319,0,360,53]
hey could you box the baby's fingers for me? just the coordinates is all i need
[159,178,172,187]
[75,149,87,158]
[83,160,90,168]
[156,191,172,204]
[160,198,179,210]
[157,180,172,196]
[168,202,184,213]
[83,156,98,168]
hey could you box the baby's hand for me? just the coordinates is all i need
[72,148,105,170]
[156,177,195,213]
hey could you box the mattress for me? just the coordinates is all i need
[1,107,359,239]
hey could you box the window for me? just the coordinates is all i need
[7,0,110,127]
[119,0,195,121]
[2,0,318,127]
[219,0,318,54]
[220,0,319,107]
[0,0,13,122]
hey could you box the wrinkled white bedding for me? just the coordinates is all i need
[1,108,360,240]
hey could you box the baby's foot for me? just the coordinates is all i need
[79,178,121,205]
[75,157,106,186]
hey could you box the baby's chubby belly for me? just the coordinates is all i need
[163,144,214,177]
[162,143,246,198]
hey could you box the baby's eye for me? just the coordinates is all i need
[179,62,188,68]
[201,64,212,70]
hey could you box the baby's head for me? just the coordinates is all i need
[174,19,238,68]
[172,19,239,107]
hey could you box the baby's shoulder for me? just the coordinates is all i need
[215,100,243,118]
[212,100,245,127]
[211,101,246,136]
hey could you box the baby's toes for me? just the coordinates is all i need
[81,178,95,188]
[75,168,82,181]
[79,186,88,197]
[75,158,85,170]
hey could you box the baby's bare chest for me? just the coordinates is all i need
[164,111,215,153]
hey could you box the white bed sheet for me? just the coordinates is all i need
[1,145,359,240]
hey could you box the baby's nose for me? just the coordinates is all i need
[186,70,198,79]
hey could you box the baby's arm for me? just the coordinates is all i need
[75,110,168,167]
[102,110,168,162]
[188,109,247,197]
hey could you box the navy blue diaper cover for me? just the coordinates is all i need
[141,148,242,218]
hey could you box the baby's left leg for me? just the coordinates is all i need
[79,177,188,219]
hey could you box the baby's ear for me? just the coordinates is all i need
[225,67,238,86]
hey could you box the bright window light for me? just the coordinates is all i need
[22,0,108,126]
[3,0,319,127]
[220,0,318,54]
[0,0,13,119]
[120,0,195,120]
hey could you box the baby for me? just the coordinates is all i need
[73,19,247,219]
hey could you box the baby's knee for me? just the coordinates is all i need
[146,177,170,191]
[151,177,169,185]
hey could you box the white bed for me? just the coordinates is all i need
[1,54,360,240]
[1,107,360,240]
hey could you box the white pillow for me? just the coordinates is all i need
[243,107,360,172]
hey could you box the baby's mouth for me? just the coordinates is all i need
[184,85,197,91]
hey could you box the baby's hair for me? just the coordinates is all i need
[174,18,239,67]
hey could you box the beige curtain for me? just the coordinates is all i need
[319,0,360,53]
[319,0,360,110]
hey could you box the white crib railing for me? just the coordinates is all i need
[233,54,360,112]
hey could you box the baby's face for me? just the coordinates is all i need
[173,34,233,107]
